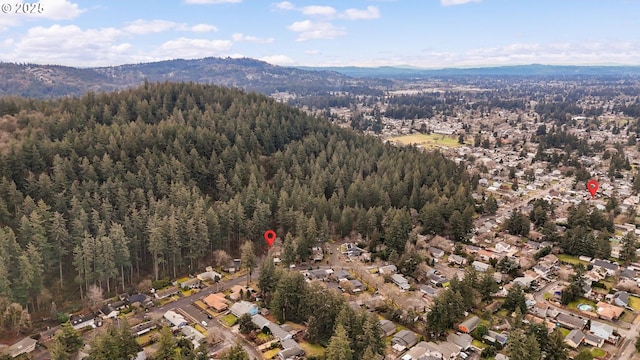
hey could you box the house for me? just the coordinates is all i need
[495,242,511,253]
[179,278,201,290]
[564,329,585,348]
[39,326,60,343]
[278,339,304,360]
[584,333,605,348]
[447,254,467,266]
[485,330,509,347]
[400,345,429,360]
[596,301,624,320]
[230,301,259,318]
[378,264,397,275]
[334,270,352,281]
[612,290,630,307]
[555,313,586,330]
[5,337,37,358]
[391,274,410,290]
[512,277,535,289]
[592,259,619,276]
[305,269,330,281]
[70,313,96,330]
[458,315,480,333]
[540,253,558,265]
[379,319,396,336]
[428,273,448,287]
[531,302,549,318]
[154,286,180,300]
[164,310,187,328]
[197,268,222,282]
[100,304,119,319]
[448,332,472,350]
[590,321,614,343]
[182,325,205,344]
[472,261,491,272]
[253,316,291,341]
[348,279,365,293]
[391,330,419,351]
[131,321,156,337]
[203,293,229,312]
[418,284,441,298]
[311,246,324,262]
[428,247,445,258]
[127,293,150,307]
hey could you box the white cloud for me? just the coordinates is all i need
[440,0,481,6]
[301,5,336,17]
[260,54,295,65]
[232,33,274,43]
[341,6,380,20]
[123,20,217,34]
[274,1,295,10]
[287,20,345,41]
[33,0,85,20]
[124,20,180,35]
[184,0,241,3]
[191,24,218,32]
[155,37,233,59]
[305,49,321,55]
[1,24,130,66]
[0,0,84,30]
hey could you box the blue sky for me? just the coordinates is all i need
[1,0,639,68]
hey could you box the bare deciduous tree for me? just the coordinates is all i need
[87,285,104,312]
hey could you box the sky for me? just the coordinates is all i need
[1,0,640,68]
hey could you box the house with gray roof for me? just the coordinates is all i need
[379,319,396,336]
[391,329,419,350]
[556,313,586,330]
[278,339,304,360]
[564,329,585,348]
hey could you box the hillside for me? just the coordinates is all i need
[0,83,474,325]
[297,64,640,78]
[0,57,381,98]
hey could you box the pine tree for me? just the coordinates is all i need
[325,324,353,360]
[240,241,256,286]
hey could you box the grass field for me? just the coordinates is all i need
[388,133,463,149]
[263,349,280,359]
[557,254,588,266]
[628,295,640,311]
[299,342,325,358]
[221,314,238,327]
[592,347,606,358]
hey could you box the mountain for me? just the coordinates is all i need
[296,64,640,78]
[0,57,377,98]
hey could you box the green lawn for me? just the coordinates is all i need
[472,339,488,349]
[299,342,325,357]
[557,254,587,266]
[136,330,158,346]
[558,327,570,337]
[628,295,640,311]
[221,314,238,327]
[263,348,280,359]
[257,332,272,343]
[388,133,463,149]
[592,347,606,358]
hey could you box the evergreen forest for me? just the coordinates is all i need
[0,82,475,318]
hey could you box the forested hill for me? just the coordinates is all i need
[0,82,475,314]
[0,57,381,98]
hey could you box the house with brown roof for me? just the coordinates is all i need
[203,293,229,312]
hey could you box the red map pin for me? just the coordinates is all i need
[587,179,599,198]
[264,230,276,247]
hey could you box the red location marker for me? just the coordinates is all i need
[587,179,599,198]
[264,230,276,247]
